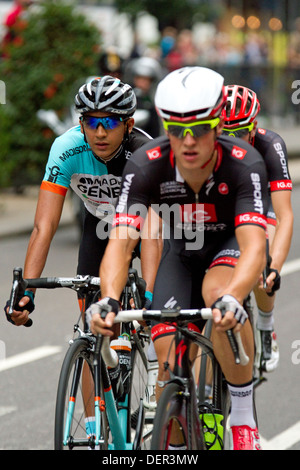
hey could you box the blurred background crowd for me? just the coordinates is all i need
[0,0,300,189]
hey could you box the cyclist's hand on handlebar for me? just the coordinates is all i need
[259,268,281,296]
[86,297,120,337]
[90,310,116,337]
[260,254,281,296]
[211,295,248,333]
[4,293,35,326]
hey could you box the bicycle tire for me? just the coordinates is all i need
[150,381,205,450]
[197,320,213,403]
[54,337,109,450]
[129,335,153,449]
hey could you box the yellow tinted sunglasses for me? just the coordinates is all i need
[223,122,254,138]
[163,117,220,138]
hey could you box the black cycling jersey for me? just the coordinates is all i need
[253,127,292,224]
[253,127,292,192]
[113,134,269,323]
[100,126,153,176]
[114,134,269,243]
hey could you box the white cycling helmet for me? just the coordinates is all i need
[155,66,226,121]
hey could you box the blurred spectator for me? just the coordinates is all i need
[98,47,124,79]
[164,29,198,71]
[160,26,177,58]
[126,56,163,137]
[1,0,33,57]
[176,29,198,65]
[244,32,268,65]
[288,17,300,68]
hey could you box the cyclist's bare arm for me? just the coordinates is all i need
[24,188,65,279]
[213,224,267,333]
[262,190,293,290]
[8,188,65,325]
[90,226,139,336]
[140,208,163,293]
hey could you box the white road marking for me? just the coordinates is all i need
[0,345,62,372]
[0,406,17,417]
[261,420,300,450]
[281,258,300,276]
[257,259,300,449]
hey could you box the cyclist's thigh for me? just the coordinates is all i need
[77,210,109,277]
[152,239,194,310]
[76,211,108,319]
[202,236,239,306]
[151,240,205,366]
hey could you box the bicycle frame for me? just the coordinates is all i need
[168,328,203,449]
[8,266,149,451]
[171,323,225,412]
[98,354,131,450]
[93,329,146,450]
[8,268,250,451]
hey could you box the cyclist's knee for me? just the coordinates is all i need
[151,326,175,377]
[202,266,234,306]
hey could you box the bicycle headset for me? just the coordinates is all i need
[74,76,137,162]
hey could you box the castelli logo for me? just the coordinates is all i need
[231,146,247,159]
[258,128,266,135]
[146,146,162,160]
[218,182,229,195]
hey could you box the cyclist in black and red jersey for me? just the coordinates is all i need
[87,66,269,450]
[222,85,293,372]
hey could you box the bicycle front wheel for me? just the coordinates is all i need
[150,382,205,450]
[54,337,108,450]
[130,335,153,449]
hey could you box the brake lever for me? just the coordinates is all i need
[8,267,32,327]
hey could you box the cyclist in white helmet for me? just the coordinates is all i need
[222,85,293,373]
[88,66,269,450]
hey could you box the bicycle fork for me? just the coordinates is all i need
[170,331,204,449]
[63,357,83,446]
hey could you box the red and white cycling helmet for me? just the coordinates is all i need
[155,66,227,122]
[222,85,260,129]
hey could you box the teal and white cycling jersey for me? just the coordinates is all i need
[41,125,151,218]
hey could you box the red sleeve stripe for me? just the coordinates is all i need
[209,256,238,269]
[112,213,144,231]
[235,212,267,230]
[267,217,277,227]
[270,180,292,191]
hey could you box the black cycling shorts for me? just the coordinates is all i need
[151,235,240,342]
[77,209,141,309]
[77,209,109,277]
